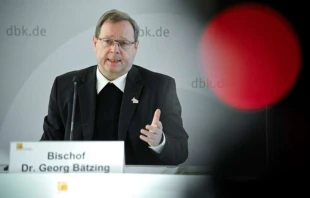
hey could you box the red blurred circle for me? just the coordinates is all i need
[200,3,301,110]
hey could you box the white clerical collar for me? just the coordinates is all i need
[96,67,127,94]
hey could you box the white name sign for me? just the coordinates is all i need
[9,141,124,173]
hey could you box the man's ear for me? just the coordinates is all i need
[134,40,139,50]
[92,36,97,49]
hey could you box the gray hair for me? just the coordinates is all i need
[95,9,139,42]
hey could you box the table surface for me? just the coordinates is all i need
[0,166,214,198]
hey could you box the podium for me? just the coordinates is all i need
[0,165,213,197]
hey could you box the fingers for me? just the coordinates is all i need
[139,129,156,145]
[139,133,160,146]
[155,121,163,130]
[140,109,163,146]
[140,129,156,139]
[139,135,149,143]
[145,125,161,134]
[139,124,163,146]
[151,109,161,125]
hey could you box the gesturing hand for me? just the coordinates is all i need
[140,109,163,147]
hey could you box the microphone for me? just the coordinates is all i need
[70,76,79,141]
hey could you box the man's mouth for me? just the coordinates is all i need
[107,59,121,63]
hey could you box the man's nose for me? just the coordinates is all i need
[110,42,120,53]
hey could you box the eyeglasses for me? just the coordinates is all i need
[97,38,136,50]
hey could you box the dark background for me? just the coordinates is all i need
[182,0,309,197]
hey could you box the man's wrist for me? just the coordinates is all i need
[159,133,164,144]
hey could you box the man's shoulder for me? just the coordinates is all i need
[133,65,174,83]
[55,65,96,82]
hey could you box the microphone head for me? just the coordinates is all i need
[73,76,78,83]
[73,76,85,85]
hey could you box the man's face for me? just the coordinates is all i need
[93,20,139,80]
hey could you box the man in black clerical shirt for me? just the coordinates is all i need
[41,9,189,165]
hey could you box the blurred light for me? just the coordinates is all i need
[200,3,301,110]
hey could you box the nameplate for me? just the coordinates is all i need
[9,141,124,173]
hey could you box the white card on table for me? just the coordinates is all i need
[9,141,124,173]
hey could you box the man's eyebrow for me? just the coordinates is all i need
[100,35,132,40]
[119,36,130,40]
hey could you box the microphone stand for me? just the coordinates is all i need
[70,78,78,141]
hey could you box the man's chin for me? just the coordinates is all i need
[100,63,131,77]
[103,66,126,78]
[104,64,121,72]
[107,69,123,76]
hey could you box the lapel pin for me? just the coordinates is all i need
[131,97,139,104]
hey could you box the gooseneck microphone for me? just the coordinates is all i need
[70,76,78,141]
